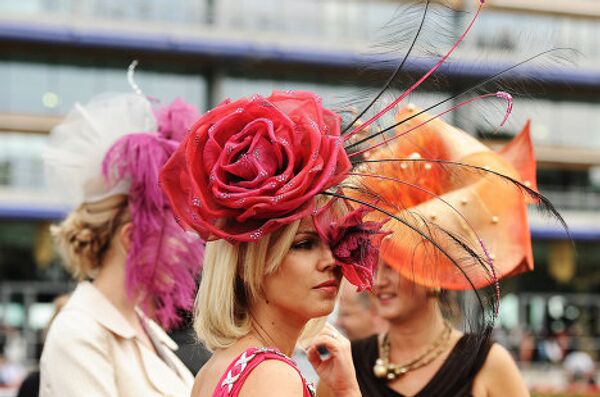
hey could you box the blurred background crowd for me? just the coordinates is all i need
[0,0,599,396]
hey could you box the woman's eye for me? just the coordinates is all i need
[292,239,316,250]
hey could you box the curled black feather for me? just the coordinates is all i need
[345,48,575,152]
[341,0,431,135]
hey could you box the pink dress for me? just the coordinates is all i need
[212,347,315,397]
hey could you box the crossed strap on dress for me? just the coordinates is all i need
[214,347,315,397]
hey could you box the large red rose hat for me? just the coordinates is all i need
[160,91,388,291]
[160,91,351,242]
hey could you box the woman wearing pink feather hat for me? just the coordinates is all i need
[39,92,204,397]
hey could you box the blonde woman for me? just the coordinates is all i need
[191,216,365,397]
[40,94,202,396]
[159,90,398,396]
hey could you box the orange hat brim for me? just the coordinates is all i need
[352,107,536,290]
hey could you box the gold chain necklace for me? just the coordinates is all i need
[373,321,452,380]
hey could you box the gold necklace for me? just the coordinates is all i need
[373,321,452,380]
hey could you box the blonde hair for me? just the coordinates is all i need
[194,222,299,351]
[50,195,130,280]
[195,197,346,351]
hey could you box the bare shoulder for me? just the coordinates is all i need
[239,359,305,397]
[474,343,530,397]
[191,365,211,397]
[483,343,517,371]
[191,354,232,397]
[191,375,203,397]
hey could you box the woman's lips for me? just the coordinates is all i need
[313,279,340,293]
[376,292,397,305]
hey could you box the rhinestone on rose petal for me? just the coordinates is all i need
[272,194,284,203]
[281,181,294,191]
[208,124,216,133]
[253,149,261,159]
[279,137,289,146]
[249,228,263,240]
[275,174,287,182]
[220,192,231,199]
[235,107,244,113]
[192,196,202,207]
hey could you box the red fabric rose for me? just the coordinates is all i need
[314,201,390,291]
[160,91,352,242]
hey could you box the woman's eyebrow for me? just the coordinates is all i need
[296,231,319,237]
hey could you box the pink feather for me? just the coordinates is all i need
[102,99,204,329]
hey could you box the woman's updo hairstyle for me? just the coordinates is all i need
[51,194,130,280]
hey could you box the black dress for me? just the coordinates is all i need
[351,334,493,397]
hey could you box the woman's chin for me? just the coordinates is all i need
[303,300,336,320]
[376,304,402,321]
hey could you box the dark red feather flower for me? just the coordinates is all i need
[314,202,390,291]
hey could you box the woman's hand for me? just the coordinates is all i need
[307,323,361,397]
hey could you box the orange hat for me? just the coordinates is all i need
[353,106,537,290]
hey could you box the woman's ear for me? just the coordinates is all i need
[118,222,134,252]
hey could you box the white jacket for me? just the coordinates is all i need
[40,282,194,397]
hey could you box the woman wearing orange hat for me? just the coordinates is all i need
[319,107,539,397]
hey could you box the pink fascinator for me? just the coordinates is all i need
[45,94,204,329]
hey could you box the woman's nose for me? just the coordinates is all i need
[374,261,388,288]
[319,243,337,271]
